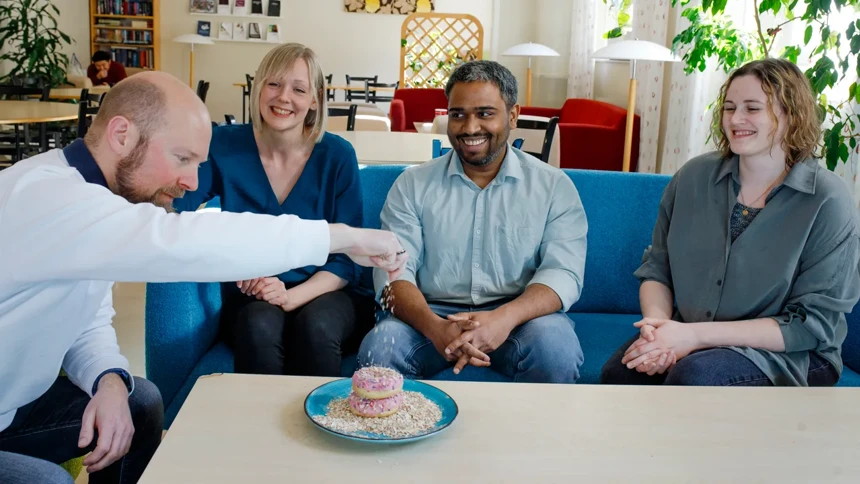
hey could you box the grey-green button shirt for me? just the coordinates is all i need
[635,151,860,386]
[375,147,587,311]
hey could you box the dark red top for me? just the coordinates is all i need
[87,61,128,86]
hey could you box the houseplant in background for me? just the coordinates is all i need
[668,0,860,171]
[0,0,73,87]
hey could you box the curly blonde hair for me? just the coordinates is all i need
[711,58,821,168]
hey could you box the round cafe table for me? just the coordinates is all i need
[0,100,80,125]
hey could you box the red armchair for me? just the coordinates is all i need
[389,88,449,132]
[521,99,639,172]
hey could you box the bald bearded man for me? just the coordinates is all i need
[0,72,408,484]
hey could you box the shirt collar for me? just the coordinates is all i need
[447,144,525,184]
[714,153,818,195]
[63,138,109,188]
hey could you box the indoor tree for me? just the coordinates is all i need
[669,0,860,170]
[0,0,73,87]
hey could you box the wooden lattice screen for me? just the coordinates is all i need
[399,13,483,88]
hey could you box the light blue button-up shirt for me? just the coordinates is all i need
[374,146,587,311]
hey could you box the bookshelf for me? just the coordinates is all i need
[89,0,161,71]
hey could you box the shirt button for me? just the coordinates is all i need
[706,311,712,318]
[716,280,722,286]
[473,263,479,268]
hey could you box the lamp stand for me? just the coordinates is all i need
[188,44,195,88]
[622,60,638,173]
[525,56,533,106]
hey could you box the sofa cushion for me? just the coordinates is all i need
[568,170,671,314]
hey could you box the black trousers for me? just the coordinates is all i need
[224,289,376,377]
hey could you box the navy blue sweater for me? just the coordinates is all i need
[174,125,364,297]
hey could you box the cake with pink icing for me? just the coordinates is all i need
[347,391,404,418]
[351,366,404,400]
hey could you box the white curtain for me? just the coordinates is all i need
[567,0,595,99]
[627,0,671,173]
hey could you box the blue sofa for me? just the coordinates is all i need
[145,165,860,427]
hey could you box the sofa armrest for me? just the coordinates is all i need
[843,303,860,374]
[145,282,222,412]
[389,99,406,132]
[520,106,562,119]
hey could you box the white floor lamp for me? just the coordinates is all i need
[173,34,215,88]
[592,39,679,172]
[501,42,560,106]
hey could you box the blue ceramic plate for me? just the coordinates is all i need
[304,378,458,443]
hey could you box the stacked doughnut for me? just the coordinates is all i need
[348,366,404,418]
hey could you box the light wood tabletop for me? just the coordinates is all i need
[334,130,449,164]
[0,100,80,124]
[233,82,396,92]
[47,85,110,101]
[140,374,860,483]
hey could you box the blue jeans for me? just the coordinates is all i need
[600,334,839,386]
[357,302,584,383]
[0,376,163,484]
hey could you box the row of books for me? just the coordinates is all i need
[198,20,280,42]
[96,0,153,16]
[98,47,155,69]
[95,29,153,45]
[192,0,280,17]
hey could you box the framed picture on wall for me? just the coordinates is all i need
[343,0,434,14]
[190,0,216,14]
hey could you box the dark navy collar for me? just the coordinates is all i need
[63,139,109,188]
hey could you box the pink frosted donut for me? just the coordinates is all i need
[352,366,404,399]
[348,391,403,418]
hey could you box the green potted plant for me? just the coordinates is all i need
[604,0,859,170]
[0,0,73,87]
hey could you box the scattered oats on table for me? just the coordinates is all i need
[313,391,442,438]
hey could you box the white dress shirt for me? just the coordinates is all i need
[0,141,331,431]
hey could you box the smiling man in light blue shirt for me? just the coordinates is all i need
[357,61,586,382]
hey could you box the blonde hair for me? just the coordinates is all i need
[249,43,327,143]
[711,58,821,168]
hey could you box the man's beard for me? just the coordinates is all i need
[115,138,185,212]
[454,133,508,168]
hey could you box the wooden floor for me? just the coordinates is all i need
[76,282,147,483]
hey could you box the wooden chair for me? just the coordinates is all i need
[327,104,358,131]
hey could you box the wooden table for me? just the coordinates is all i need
[0,100,80,124]
[140,374,860,483]
[0,100,80,154]
[334,131,449,164]
[232,83,396,92]
[47,85,110,101]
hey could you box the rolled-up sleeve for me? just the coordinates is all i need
[779,224,860,352]
[527,173,587,312]
[633,173,677,289]
[373,173,424,300]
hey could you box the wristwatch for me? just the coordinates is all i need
[92,368,133,395]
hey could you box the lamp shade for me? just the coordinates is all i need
[502,42,560,57]
[592,39,679,62]
[173,34,214,45]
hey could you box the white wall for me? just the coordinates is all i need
[161,0,494,120]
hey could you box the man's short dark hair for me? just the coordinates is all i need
[92,51,111,63]
[444,60,519,110]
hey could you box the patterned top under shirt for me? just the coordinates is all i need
[730,203,763,243]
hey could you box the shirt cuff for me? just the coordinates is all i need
[77,355,132,397]
[91,368,135,396]
[528,268,580,312]
[373,268,417,304]
[778,305,820,352]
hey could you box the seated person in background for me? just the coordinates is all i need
[601,58,860,387]
[87,51,127,87]
[173,43,376,377]
[357,60,587,383]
